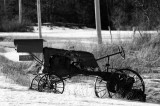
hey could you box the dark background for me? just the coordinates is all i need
[0,0,160,31]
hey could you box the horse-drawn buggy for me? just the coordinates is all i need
[14,39,146,102]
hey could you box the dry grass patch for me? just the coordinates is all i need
[0,55,34,86]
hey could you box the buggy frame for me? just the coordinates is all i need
[14,39,146,102]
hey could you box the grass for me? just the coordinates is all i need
[0,47,7,53]
[62,38,160,74]
[2,32,159,83]
[0,17,33,32]
[0,32,160,103]
[0,55,34,86]
[0,36,13,42]
[0,33,159,74]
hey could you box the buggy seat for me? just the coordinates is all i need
[42,47,99,76]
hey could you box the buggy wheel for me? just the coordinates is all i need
[38,74,65,94]
[94,77,110,98]
[108,69,145,100]
[49,74,65,94]
[29,74,44,90]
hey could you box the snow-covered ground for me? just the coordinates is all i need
[0,48,29,62]
[0,72,160,106]
[0,26,158,44]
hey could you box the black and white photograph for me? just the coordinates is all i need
[0,0,160,105]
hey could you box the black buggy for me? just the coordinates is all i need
[14,39,146,102]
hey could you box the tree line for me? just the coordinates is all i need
[0,0,160,30]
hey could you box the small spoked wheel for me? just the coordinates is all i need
[108,69,145,100]
[49,74,65,94]
[29,74,44,90]
[94,77,110,98]
[38,74,65,94]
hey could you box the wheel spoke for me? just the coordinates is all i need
[43,74,65,94]
[57,87,63,88]
[110,93,118,98]
[55,90,62,94]
[107,69,145,101]
[96,86,107,88]
[34,78,40,82]
[97,88,107,93]
[94,77,109,98]
[101,91,107,98]
[56,81,63,84]
[134,79,141,83]
[132,84,143,89]
[30,75,43,90]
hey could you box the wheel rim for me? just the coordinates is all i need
[38,74,65,94]
[49,75,64,94]
[38,74,49,92]
[94,77,110,98]
[108,69,145,99]
[30,74,44,90]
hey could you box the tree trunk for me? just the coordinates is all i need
[19,0,22,23]
[4,0,6,15]
[94,0,102,45]
[37,0,42,38]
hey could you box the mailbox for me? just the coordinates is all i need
[14,39,43,53]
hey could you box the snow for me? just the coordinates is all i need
[0,74,159,106]
[0,50,29,62]
[0,26,158,45]
[0,26,158,39]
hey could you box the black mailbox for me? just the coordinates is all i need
[14,39,43,53]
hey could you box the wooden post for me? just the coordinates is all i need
[94,0,102,44]
[118,28,121,43]
[108,26,112,43]
[37,0,42,38]
[132,27,136,40]
[19,0,22,23]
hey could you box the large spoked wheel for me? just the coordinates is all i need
[94,77,110,98]
[38,74,65,94]
[108,69,145,99]
[29,74,44,90]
